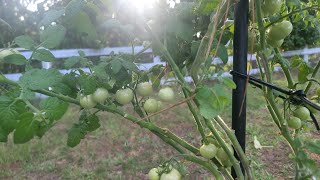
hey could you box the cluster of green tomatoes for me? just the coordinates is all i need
[80,82,175,113]
[148,166,182,180]
[287,89,320,129]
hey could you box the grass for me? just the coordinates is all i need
[0,73,319,179]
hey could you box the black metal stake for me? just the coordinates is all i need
[232,0,249,178]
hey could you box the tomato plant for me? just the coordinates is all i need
[0,0,319,179]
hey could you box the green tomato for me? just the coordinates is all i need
[160,168,181,180]
[144,98,158,113]
[216,144,234,162]
[262,0,282,17]
[80,95,97,109]
[293,106,310,121]
[158,87,175,102]
[137,82,153,96]
[267,38,284,48]
[92,88,109,104]
[115,88,134,105]
[0,49,20,61]
[157,101,163,111]
[199,143,218,159]
[148,168,160,180]
[268,20,293,41]
[287,117,302,129]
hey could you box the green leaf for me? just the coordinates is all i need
[196,0,220,15]
[111,59,122,73]
[85,114,100,132]
[64,56,82,69]
[304,140,320,154]
[40,25,66,49]
[14,35,36,49]
[33,49,56,62]
[120,59,139,72]
[195,85,230,119]
[298,63,312,83]
[19,69,62,90]
[67,124,85,147]
[78,75,97,95]
[0,96,21,139]
[290,55,303,68]
[220,77,236,89]
[167,19,194,42]
[13,112,37,144]
[3,54,27,65]
[65,0,85,18]
[39,9,65,27]
[40,97,69,121]
[216,45,228,64]
[68,11,97,40]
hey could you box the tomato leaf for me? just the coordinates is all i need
[290,55,303,68]
[19,68,63,90]
[219,77,236,89]
[13,112,37,144]
[67,124,85,147]
[14,35,36,49]
[33,49,56,62]
[298,63,312,83]
[40,97,69,121]
[85,115,100,132]
[3,54,27,65]
[78,74,97,95]
[111,59,122,73]
[304,140,320,155]
[39,9,65,27]
[64,56,83,69]
[40,25,66,49]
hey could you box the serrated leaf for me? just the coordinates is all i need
[111,59,122,73]
[305,140,320,154]
[13,112,37,144]
[85,115,100,132]
[64,56,82,69]
[65,0,85,18]
[14,35,36,49]
[33,49,56,62]
[78,75,97,95]
[40,97,69,121]
[0,96,21,137]
[298,63,312,83]
[196,85,230,119]
[290,55,303,68]
[39,9,65,27]
[40,25,66,49]
[120,59,139,72]
[19,68,62,90]
[220,77,236,89]
[3,54,27,65]
[20,88,36,100]
[67,125,85,147]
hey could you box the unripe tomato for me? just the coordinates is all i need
[160,168,181,180]
[267,38,284,48]
[115,88,134,105]
[199,143,218,159]
[137,82,153,96]
[92,88,109,104]
[268,20,293,41]
[157,101,163,111]
[148,168,160,180]
[287,117,302,129]
[0,49,20,60]
[216,144,234,162]
[80,95,97,109]
[158,87,175,102]
[144,98,158,113]
[262,0,282,17]
[293,106,310,121]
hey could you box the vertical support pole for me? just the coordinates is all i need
[232,0,249,178]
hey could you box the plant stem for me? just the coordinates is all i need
[274,48,294,89]
[215,116,253,179]
[305,59,320,93]
[204,118,244,180]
